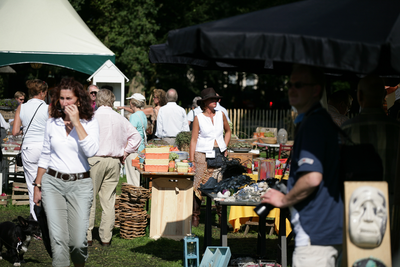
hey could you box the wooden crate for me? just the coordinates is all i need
[12,182,30,205]
[0,110,16,121]
[0,194,10,206]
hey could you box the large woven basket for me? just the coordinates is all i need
[260,137,277,144]
[117,184,150,239]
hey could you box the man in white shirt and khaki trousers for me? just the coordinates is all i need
[155,88,190,145]
[87,89,141,247]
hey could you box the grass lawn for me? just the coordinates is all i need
[0,176,293,266]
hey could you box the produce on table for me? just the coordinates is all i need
[146,144,158,148]
[265,132,275,137]
[147,139,169,146]
[169,152,179,161]
[229,142,252,148]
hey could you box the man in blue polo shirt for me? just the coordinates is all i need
[261,64,343,267]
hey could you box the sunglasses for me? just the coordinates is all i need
[90,91,97,95]
[286,82,316,89]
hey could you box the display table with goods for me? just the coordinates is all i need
[198,158,292,266]
[0,136,23,193]
[138,145,195,241]
[228,136,282,159]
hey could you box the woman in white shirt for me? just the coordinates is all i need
[189,88,231,227]
[33,77,99,267]
[13,79,49,221]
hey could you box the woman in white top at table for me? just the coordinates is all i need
[12,79,49,221]
[33,77,99,267]
[189,87,231,227]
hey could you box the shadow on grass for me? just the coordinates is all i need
[129,236,184,262]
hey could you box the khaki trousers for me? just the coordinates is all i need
[87,156,120,243]
[125,153,141,186]
[293,244,342,267]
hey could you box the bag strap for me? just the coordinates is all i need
[321,110,356,145]
[20,102,44,147]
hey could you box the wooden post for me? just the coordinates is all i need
[233,109,237,137]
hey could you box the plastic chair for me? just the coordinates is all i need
[278,144,293,159]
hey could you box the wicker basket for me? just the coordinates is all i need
[117,184,150,239]
[260,137,277,144]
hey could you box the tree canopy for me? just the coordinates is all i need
[0,0,297,108]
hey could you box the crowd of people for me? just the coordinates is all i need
[2,76,230,266]
[2,64,400,266]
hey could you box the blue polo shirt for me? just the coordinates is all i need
[288,103,343,246]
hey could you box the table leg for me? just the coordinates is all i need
[0,156,9,193]
[220,205,227,246]
[279,208,287,267]
[257,214,266,257]
[203,195,212,252]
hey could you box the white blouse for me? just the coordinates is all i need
[20,99,49,144]
[38,117,99,173]
[195,111,227,154]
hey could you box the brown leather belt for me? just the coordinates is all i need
[47,168,90,182]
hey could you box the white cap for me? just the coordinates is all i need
[126,93,146,102]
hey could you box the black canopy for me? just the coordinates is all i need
[149,43,273,73]
[163,0,400,75]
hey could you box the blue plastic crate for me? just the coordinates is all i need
[200,246,231,267]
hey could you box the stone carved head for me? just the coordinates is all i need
[349,186,387,248]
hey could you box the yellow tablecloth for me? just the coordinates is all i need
[228,174,292,236]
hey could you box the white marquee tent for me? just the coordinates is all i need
[0,0,115,75]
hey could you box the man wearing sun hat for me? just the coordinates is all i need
[155,88,189,145]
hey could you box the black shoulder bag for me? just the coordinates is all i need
[206,147,226,168]
[16,103,44,167]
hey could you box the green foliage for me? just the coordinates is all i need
[71,0,160,84]
[332,80,351,92]
[0,98,18,109]
[66,0,299,108]
[169,152,178,161]
[175,131,192,147]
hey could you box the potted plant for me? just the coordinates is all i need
[175,131,191,152]
[0,99,18,111]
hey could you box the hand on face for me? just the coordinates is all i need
[60,89,80,124]
[64,104,80,125]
